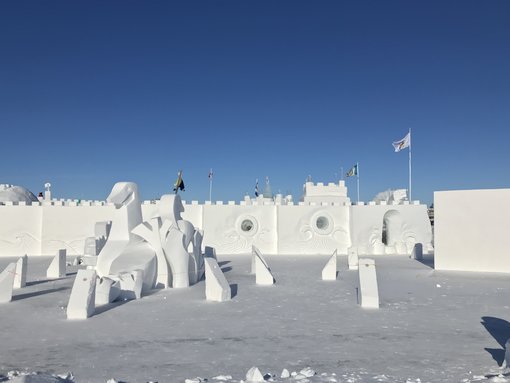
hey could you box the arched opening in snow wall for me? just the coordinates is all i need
[382,210,403,246]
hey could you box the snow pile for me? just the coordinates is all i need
[372,189,407,204]
[0,184,38,204]
[5,370,73,382]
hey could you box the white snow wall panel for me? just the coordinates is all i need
[350,204,432,255]
[434,189,510,273]
[0,201,431,257]
[202,204,277,255]
[277,205,350,255]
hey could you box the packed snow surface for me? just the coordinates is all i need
[0,254,509,382]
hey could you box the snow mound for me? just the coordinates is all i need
[0,184,38,204]
[372,189,407,204]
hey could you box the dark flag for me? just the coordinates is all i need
[173,171,185,193]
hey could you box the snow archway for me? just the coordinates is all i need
[382,210,403,246]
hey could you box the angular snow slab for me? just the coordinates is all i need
[0,262,17,303]
[14,255,28,289]
[358,258,379,309]
[46,249,66,279]
[348,246,359,270]
[117,270,144,300]
[95,277,121,306]
[411,243,423,260]
[322,250,337,280]
[67,269,96,319]
[255,252,275,285]
[204,258,231,302]
[245,366,264,382]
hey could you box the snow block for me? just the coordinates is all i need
[411,243,423,260]
[252,245,268,272]
[348,246,358,270]
[255,252,275,285]
[46,249,66,279]
[95,277,121,306]
[204,258,231,302]
[117,270,144,300]
[67,269,96,319]
[14,255,28,289]
[245,367,265,382]
[0,263,16,303]
[322,250,337,281]
[358,258,379,309]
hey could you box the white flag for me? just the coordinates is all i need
[392,132,411,152]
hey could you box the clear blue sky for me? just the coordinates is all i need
[1,1,509,205]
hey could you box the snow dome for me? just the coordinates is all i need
[0,184,38,204]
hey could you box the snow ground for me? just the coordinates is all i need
[0,254,509,383]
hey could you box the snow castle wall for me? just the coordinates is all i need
[0,198,431,257]
[434,189,510,273]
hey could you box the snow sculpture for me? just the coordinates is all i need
[254,250,275,285]
[411,243,423,260]
[358,258,379,309]
[95,182,157,292]
[0,262,16,303]
[131,216,170,288]
[153,194,204,288]
[46,249,66,279]
[0,184,38,205]
[245,367,265,382]
[117,270,144,300]
[189,230,204,284]
[67,269,96,319]
[14,254,27,289]
[322,250,337,280]
[348,246,358,270]
[204,258,231,302]
[95,277,120,306]
[373,189,407,204]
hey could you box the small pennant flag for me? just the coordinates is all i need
[392,132,411,152]
[173,170,185,193]
[255,179,259,197]
[346,164,358,177]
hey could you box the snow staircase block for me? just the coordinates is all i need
[204,258,231,302]
[348,246,358,270]
[358,258,379,309]
[67,269,96,319]
[117,270,144,300]
[322,250,337,281]
[0,263,17,303]
[95,277,121,305]
[411,243,423,260]
[14,255,27,289]
[255,251,275,285]
[46,249,66,279]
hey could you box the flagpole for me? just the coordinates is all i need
[209,169,213,201]
[408,129,412,201]
[356,162,360,203]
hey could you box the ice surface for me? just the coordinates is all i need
[0,254,508,382]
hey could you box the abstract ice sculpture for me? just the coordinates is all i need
[95,182,157,293]
[95,183,205,304]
